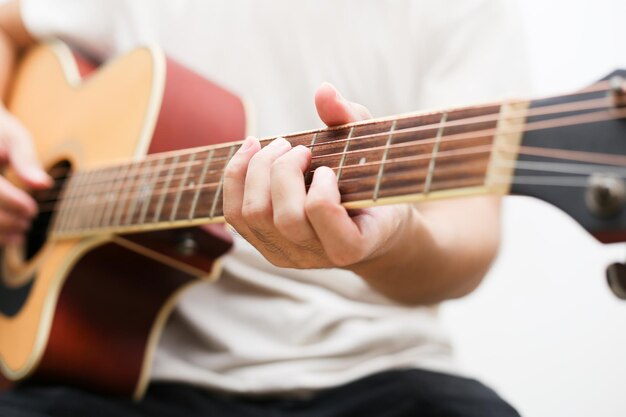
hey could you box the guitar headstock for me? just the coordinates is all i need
[511,69,626,244]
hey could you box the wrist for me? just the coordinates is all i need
[348,205,432,280]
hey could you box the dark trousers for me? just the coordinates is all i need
[0,369,520,417]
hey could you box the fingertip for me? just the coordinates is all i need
[294,144,311,156]
[315,82,339,111]
[15,166,53,190]
[268,136,291,150]
[315,82,361,126]
[315,82,338,102]
[31,171,53,189]
[237,136,260,154]
[312,166,337,185]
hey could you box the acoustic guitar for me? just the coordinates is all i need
[0,41,624,399]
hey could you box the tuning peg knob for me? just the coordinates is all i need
[606,262,626,300]
[610,75,625,95]
[586,173,626,218]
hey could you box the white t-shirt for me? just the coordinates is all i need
[22,0,529,394]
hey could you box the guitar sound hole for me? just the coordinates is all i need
[25,160,72,261]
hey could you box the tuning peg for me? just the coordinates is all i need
[610,76,626,109]
[610,75,625,96]
[607,261,626,300]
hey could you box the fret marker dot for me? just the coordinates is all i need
[139,184,152,202]
[359,157,366,165]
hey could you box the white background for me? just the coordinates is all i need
[441,1,626,416]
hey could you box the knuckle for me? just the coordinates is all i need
[241,201,272,224]
[223,158,245,181]
[249,150,271,168]
[223,206,241,225]
[273,208,305,237]
[270,157,290,175]
[304,195,332,215]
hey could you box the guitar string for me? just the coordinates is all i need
[39,84,619,184]
[33,134,626,210]
[44,173,623,238]
[34,112,626,218]
[34,105,626,209]
[33,96,625,206]
[34,142,626,217]
[41,169,625,235]
[31,173,602,240]
[44,76,621,180]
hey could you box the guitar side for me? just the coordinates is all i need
[0,42,246,398]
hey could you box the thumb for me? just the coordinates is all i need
[315,82,372,127]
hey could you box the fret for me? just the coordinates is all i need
[336,127,355,181]
[112,161,141,226]
[342,158,490,201]
[189,149,214,220]
[77,170,104,231]
[423,112,448,194]
[485,102,529,194]
[71,171,100,232]
[297,133,318,186]
[125,160,152,225]
[100,164,130,228]
[82,169,108,230]
[63,174,85,231]
[48,98,536,239]
[55,172,85,234]
[153,155,179,223]
[138,157,165,226]
[210,144,237,219]
[373,120,397,201]
[170,153,195,221]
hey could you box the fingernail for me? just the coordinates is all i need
[294,145,310,154]
[268,137,290,149]
[314,166,336,182]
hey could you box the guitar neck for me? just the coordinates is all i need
[51,99,529,238]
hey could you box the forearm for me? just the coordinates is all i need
[0,0,35,99]
[0,29,17,100]
[351,196,501,305]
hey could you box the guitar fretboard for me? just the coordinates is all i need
[51,101,525,238]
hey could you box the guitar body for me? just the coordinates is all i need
[0,42,246,398]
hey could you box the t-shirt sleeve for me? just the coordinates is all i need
[20,0,149,61]
[411,0,531,109]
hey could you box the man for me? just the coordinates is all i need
[0,0,528,415]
